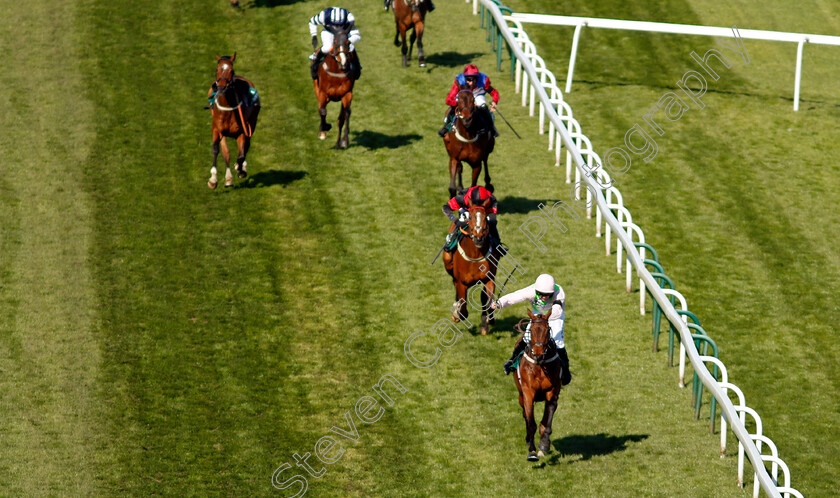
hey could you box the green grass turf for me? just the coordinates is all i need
[0,0,837,495]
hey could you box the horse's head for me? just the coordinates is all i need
[329,30,352,72]
[465,201,490,249]
[526,309,553,362]
[215,53,236,92]
[455,87,476,128]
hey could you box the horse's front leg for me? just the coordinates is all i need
[483,278,496,327]
[315,86,331,139]
[235,134,248,178]
[483,157,494,193]
[220,135,233,187]
[448,156,460,198]
[521,392,539,460]
[469,160,481,189]
[416,21,426,67]
[451,280,469,323]
[335,92,352,149]
[209,128,221,189]
[408,29,416,62]
[400,26,409,67]
[539,393,559,458]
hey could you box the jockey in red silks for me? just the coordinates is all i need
[438,64,499,138]
[442,185,503,254]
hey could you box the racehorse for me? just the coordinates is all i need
[513,310,564,461]
[314,29,356,150]
[442,198,497,335]
[209,53,260,189]
[392,0,429,67]
[442,89,495,198]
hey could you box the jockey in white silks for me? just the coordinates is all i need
[308,7,362,80]
[492,274,572,384]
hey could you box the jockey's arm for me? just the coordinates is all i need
[346,21,361,45]
[496,285,534,309]
[445,82,460,106]
[308,12,325,37]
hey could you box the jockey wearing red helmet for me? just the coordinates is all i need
[438,64,500,138]
[441,185,503,253]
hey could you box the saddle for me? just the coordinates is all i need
[206,78,260,110]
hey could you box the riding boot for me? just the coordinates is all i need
[490,221,506,257]
[558,347,572,385]
[351,51,362,80]
[384,0,390,10]
[310,50,325,80]
[482,106,499,137]
[427,0,436,11]
[504,337,528,375]
[438,106,456,137]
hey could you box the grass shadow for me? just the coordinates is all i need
[424,51,486,69]
[239,170,307,189]
[543,433,649,465]
[353,130,423,150]
[498,195,559,215]
[247,0,306,7]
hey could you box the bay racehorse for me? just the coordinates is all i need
[513,309,564,461]
[314,29,356,149]
[442,198,498,335]
[392,0,429,67]
[208,53,260,189]
[442,89,495,197]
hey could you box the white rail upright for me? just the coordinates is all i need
[510,12,840,111]
[472,1,802,496]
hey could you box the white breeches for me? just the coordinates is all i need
[320,31,357,53]
[524,319,565,349]
[474,94,487,107]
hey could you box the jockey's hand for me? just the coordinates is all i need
[456,219,468,230]
[311,36,319,51]
[490,101,497,112]
[490,301,499,310]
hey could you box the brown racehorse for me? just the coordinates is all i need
[392,0,429,67]
[442,198,498,335]
[314,29,355,150]
[208,54,260,189]
[514,310,564,461]
[442,89,495,197]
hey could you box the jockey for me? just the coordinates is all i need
[438,64,499,138]
[308,7,362,80]
[492,274,572,385]
[442,186,502,253]
[385,0,435,12]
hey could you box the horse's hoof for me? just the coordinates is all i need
[539,443,550,454]
[537,450,545,458]
[480,326,489,336]
[451,314,460,323]
[318,132,327,140]
[225,178,234,188]
[527,452,539,462]
[208,180,217,189]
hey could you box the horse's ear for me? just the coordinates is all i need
[231,52,236,63]
[543,309,552,321]
[216,55,222,61]
[527,309,536,321]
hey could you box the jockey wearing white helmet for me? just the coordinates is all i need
[492,274,572,384]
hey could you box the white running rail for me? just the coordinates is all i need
[470,0,802,496]
[510,13,840,111]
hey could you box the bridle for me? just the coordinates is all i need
[453,90,480,143]
[516,318,559,366]
[455,206,490,263]
[322,33,351,78]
